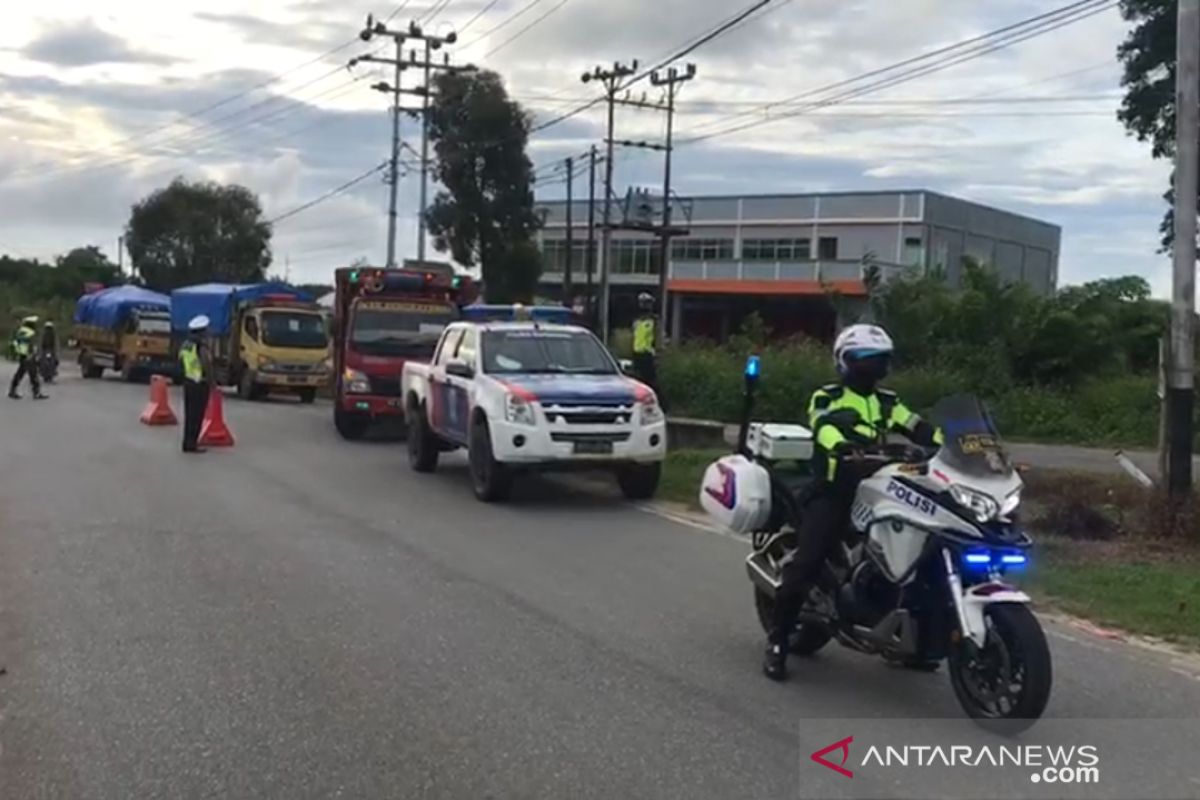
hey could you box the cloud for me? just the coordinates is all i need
[22,19,176,67]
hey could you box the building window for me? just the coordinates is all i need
[540,239,594,272]
[903,236,923,267]
[818,237,838,260]
[671,238,734,261]
[610,240,662,274]
[741,238,811,261]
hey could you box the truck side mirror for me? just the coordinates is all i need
[446,361,473,379]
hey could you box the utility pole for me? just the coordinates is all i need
[582,60,638,344]
[563,157,576,307]
[650,64,696,349]
[1168,0,1200,497]
[586,145,598,328]
[353,16,470,267]
[117,234,124,276]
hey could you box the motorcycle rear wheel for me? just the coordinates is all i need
[948,603,1052,733]
[753,588,832,656]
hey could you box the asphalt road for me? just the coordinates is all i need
[2,373,1199,799]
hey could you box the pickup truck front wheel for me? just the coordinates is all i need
[469,417,512,502]
[617,462,662,500]
[407,403,439,473]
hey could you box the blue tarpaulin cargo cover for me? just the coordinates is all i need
[74,286,171,329]
[169,282,312,335]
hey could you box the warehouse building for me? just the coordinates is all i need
[533,189,1061,341]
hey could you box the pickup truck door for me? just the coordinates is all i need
[436,327,476,444]
[429,328,470,444]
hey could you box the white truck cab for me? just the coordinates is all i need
[402,306,667,502]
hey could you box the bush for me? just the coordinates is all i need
[660,342,1165,449]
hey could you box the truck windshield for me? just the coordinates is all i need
[351,302,456,358]
[482,330,617,375]
[135,316,170,335]
[261,311,328,349]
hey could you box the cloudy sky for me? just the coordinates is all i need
[0,0,1173,292]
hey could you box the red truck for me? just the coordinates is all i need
[331,264,477,439]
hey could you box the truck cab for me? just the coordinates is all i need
[73,286,176,382]
[332,265,476,440]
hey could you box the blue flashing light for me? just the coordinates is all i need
[964,552,992,566]
[461,304,575,324]
[744,355,761,379]
[1000,553,1028,566]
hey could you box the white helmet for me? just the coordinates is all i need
[833,323,894,375]
[188,315,210,332]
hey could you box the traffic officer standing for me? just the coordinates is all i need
[8,315,47,400]
[631,292,664,407]
[179,315,212,453]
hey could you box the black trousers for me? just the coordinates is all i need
[9,356,41,395]
[632,352,665,410]
[182,381,210,451]
[770,477,857,645]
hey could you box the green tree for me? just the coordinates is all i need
[1117,0,1199,252]
[424,69,542,302]
[125,177,272,291]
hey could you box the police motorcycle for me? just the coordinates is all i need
[39,350,58,383]
[699,357,1051,731]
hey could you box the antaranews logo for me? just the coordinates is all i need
[809,735,1101,785]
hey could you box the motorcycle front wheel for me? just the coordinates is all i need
[948,603,1052,733]
[753,588,832,656]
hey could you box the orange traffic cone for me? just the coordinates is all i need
[198,389,235,447]
[140,375,177,425]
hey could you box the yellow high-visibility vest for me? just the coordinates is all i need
[179,341,203,382]
[632,317,655,354]
[13,325,35,358]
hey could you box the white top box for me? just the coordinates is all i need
[746,422,814,462]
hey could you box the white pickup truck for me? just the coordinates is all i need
[401,312,667,502]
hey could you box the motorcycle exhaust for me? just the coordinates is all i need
[745,551,781,598]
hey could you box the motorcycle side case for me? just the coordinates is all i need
[699,455,772,535]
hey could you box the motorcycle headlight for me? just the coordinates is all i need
[950,484,999,523]
[639,394,664,426]
[505,393,537,426]
[999,488,1021,518]
[343,368,371,394]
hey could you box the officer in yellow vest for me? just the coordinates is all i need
[179,315,212,453]
[9,315,47,400]
[631,292,663,405]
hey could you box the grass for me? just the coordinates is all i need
[659,451,1200,646]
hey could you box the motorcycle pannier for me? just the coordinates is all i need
[699,454,772,534]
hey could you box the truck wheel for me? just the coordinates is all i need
[238,371,265,401]
[297,388,317,404]
[469,417,512,502]
[334,406,369,440]
[120,359,138,383]
[80,353,103,379]
[617,462,662,500]
[407,404,439,473]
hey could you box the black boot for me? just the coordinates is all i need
[8,389,20,399]
[762,634,789,682]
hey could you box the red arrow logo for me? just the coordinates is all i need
[811,735,854,779]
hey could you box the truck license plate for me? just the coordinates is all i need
[286,376,306,384]
[573,440,613,455]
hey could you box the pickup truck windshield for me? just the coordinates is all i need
[261,311,328,349]
[351,302,456,358]
[482,329,616,375]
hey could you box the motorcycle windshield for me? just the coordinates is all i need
[931,394,1013,478]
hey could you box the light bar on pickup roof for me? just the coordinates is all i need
[461,304,576,324]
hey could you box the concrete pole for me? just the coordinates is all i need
[386,38,403,268]
[1168,0,1199,496]
[417,39,432,263]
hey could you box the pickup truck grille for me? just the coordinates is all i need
[542,402,633,425]
[550,432,631,444]
[369,376,403,397]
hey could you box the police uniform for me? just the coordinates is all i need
[8,319,44,399]
[180,317,212,453]
[770,382,940,645]
[631,313,659,396]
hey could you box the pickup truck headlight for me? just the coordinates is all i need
[344,368,371,394]
[639,394,664,426]
[950,484,999,523]
[505,393,537,426]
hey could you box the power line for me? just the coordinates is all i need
[268,163,390,225]
[686,0,1111,137]
[458,0,505,33]
[458,0,549,50]
[624,0,773,88]
[384,1,415,23]
[483,0,573,58]
[421,0,456,24]
[682,0,1117,144]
